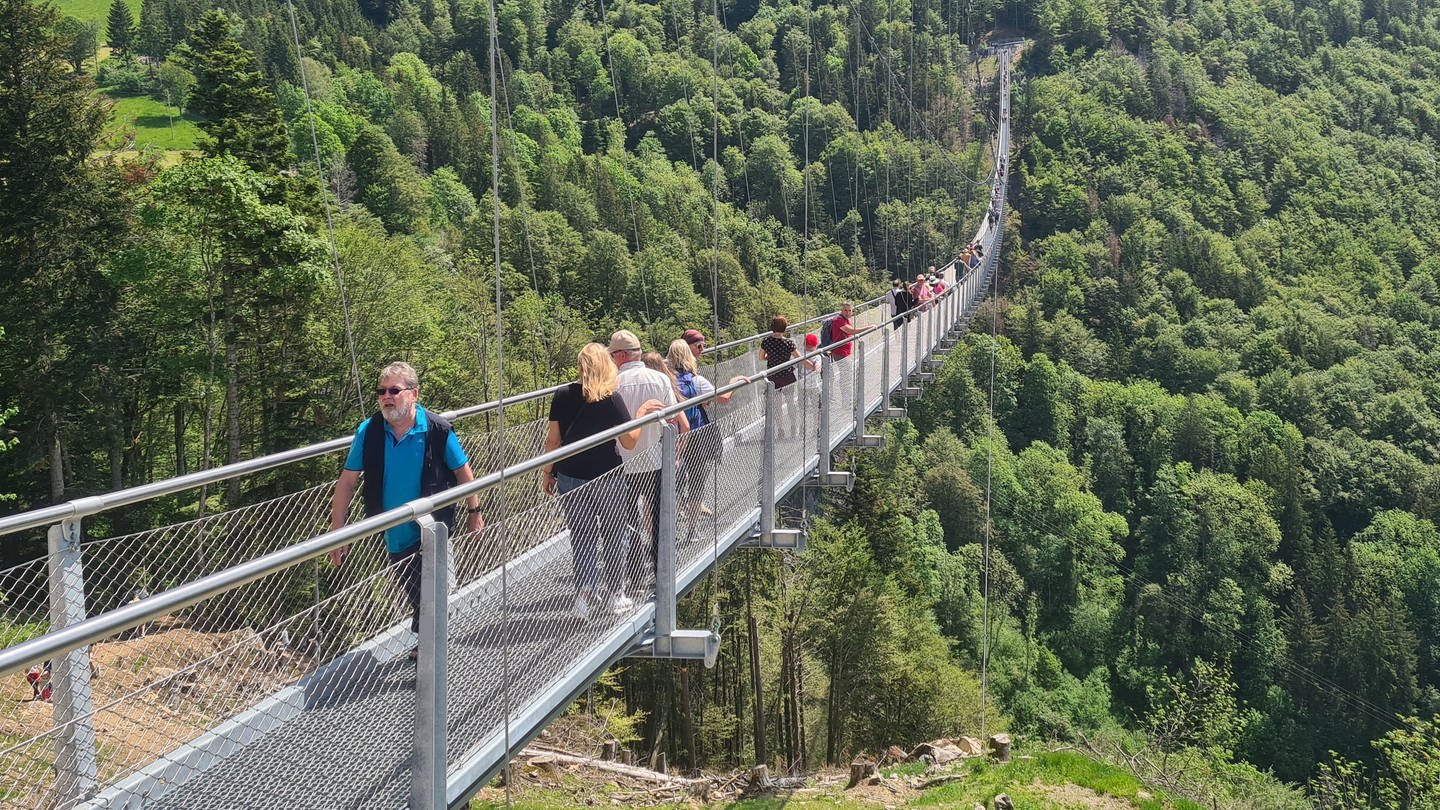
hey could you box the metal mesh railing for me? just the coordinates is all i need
[0,273,991,808]
[0,248,1001,809]
[0,54,1011,805]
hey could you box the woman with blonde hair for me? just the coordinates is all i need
[666,339,735,520]
[541,343,663,620]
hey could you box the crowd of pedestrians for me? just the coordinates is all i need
[328,258,990,631]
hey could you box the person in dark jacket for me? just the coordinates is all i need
[328,362,484,657]
[886,279,914,328]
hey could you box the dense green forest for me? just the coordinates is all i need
[6,0,1440,801]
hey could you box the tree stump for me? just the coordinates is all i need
[653,751,667,774]
[988,734,1012,763]
[846,756,876,789]
[601,739,619,761]
[749,764,771,790]
[620,749,634,766]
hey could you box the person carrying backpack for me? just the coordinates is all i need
[328,361,486,662]
[669,338,737,520]
[887,279,914,328]
[820,302,857,360]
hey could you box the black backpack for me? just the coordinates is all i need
[819,317,838,349]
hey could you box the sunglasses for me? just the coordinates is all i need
[375,386,415,397]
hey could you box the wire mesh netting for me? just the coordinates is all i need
[0,212,1003,808]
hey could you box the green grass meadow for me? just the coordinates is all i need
[101,91,202,153]
[53,0,142,33]
[470,751,1210,809]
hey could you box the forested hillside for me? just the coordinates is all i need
[3,0,989,537]
[5,0,1440,801]
[898,0,1440,796]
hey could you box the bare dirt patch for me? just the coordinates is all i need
[1027,778,1135,809]
[2,620,307,801]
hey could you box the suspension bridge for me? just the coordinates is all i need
[0,45,1015,810]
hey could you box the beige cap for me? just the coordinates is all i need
[608,329,642,353]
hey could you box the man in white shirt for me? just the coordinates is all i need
[607,329,688,611]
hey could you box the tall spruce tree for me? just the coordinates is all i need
[0,0,123,512]
[106,0,134,55]
[176,9,291,174]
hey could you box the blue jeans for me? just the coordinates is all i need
[556,473,626,594]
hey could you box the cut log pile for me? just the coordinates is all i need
[505,733,1019,805]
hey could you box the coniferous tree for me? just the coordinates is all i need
[106,0,134,55]
[176,9,291,174]
[0,0,122,511]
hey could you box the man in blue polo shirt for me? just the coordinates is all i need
[328,362,484,657]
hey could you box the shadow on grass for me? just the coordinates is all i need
[133,114,182,128]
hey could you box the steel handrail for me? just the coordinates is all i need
[0,384,568,538]
[0,249,997,676]
[0,210,1002,540]
[0,284,920,540]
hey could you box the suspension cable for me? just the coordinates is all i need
[852,4,992,190]
[595,0,653,332]
[484,0,514,801]
[491,52,556,388]
[981,216,997,740]
[282,0,365,416]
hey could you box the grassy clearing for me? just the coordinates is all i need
[915,752,1206,809]
[470,750,1207,809]
[0,619,47,648]
[53,0,142,32]
[101,91,202,153]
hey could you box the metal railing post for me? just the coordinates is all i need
[881,323,892,397]
[655,424,679,644]
[913,301,926,380]
[760,383,777,538]
[743,382,805,550]
[48,517,98,804]
[412,513,449,810]
[816,355,852,487]
[818,353,834,468]
[854,339,867,433]
[899,317,910,384]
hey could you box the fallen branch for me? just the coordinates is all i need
[518,748,701,786]
[916,773,968,789]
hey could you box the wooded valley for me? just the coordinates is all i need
[4,0,1440,802]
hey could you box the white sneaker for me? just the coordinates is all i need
[572,593,591,621]
[611,594,634,614]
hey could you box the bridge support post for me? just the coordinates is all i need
[816,354,852,489]
[880,323,904,418]
[849,339,882,448]
[48,516,98,805]
[914,301,926,377]
[655,423,678,642]
[898,315,923,399]
[412,513,449,810]
[933,290,942,354]
[752,384,804,550]
[640,422,721,665]
[912,304,935,384]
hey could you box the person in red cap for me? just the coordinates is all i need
[682,329,706,360]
